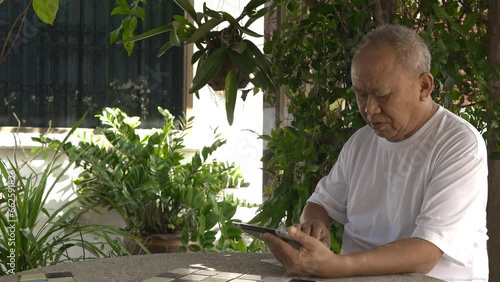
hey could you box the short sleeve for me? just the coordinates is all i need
[308,143,350,225]
[411,128,488,267]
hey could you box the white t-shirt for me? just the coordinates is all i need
[308,106,488,281]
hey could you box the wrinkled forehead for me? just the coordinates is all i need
[351,47,399,91]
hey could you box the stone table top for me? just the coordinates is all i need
[0,252,443,282]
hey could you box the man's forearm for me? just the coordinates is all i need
[300,202,334,226]
[329,238,443,277]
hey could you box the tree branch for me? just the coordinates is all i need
[0,0,33,64]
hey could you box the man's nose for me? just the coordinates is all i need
[365,95,381,116]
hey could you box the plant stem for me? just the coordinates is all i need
[0,0,33,64]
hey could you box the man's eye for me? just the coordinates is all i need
[377,94,390,102]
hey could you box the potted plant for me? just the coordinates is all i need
[63,107,249,253]
[0,116,133,275]
[112,0,278,125]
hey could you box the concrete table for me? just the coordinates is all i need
[0,252,443,282]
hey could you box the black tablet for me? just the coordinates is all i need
[233,222,301,249]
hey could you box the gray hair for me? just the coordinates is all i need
[353,24,431,76]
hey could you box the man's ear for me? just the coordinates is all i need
[419,73,434,101]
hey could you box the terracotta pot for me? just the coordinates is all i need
[123,233,183,255]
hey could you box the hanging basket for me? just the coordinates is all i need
[208,59,250,91]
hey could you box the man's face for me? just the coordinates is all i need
[351,44,430,142]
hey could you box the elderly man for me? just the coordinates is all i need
[261,24,488,281]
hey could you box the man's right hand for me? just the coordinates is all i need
[299,202,334,247]
[297,219,331,247]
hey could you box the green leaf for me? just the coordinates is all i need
[451,22,465,37]
[243,39,271,75]
[174,15,190,25]
[432,5,450,21]
[30,146,41,155]
[187,18,223,44]
[221,12,239,27]
[134,6,146,20]
[191,50,205,64]
[225,70,238,125]
[202,6,223,20]
[116,0,129,9]
[238,25,262,38]
[157,41,174,57]
[170,23,182,46]
[189,244,202,252]
[247,6,270,21]
[174,0,198,24]
[229,48,277,96]
[111,6,131,16]
[121,24,173,43]
[463,13,478,32]
[189,48,228,93]
[109,26,122,44]
[33,0,59,25]
[245,0,267,13]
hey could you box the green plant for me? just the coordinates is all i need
[252,0,499,254]
[64,107,250,252]
[111,0,278,125]
[0,116,133,276]
[250,1,367,253]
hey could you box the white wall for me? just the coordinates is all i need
[185,0,264,220]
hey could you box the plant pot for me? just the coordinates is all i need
[208,60,250,91]
[123,233,183,255]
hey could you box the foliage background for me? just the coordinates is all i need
[1,0,499,279]
[252,0,500,274]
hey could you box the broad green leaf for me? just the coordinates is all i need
[33,0,59,25]
[121,17,138,54]
[189,48,228,93]
[174,0,198,23]
[134,6,146,20]
[463,13,478,32]
[187,18,223,44]
[432,5,450,21]
[188,244,202,252]
[243,39,271,74]
[111,6,130,16]
[30,146,41,155]
[451,22,465,37]
[225,70,238,125]
[229,48,277,96]
[121,24,172,43]
[191,50,204,64]
[116,0,129,9]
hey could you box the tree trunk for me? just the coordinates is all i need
[487,0,500,280]
[373,0,398,26]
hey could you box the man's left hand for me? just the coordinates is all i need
[261,226,337,277]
